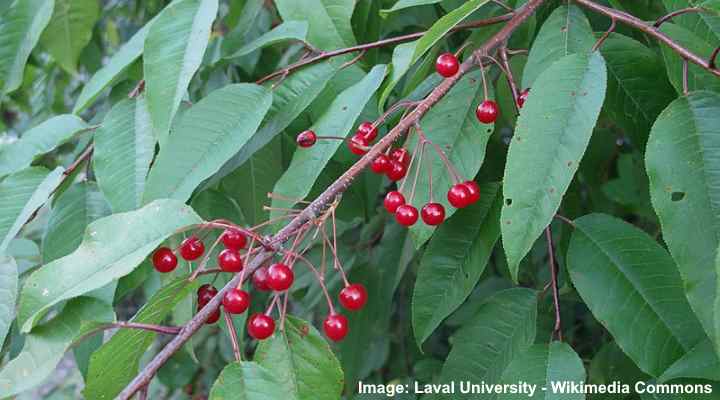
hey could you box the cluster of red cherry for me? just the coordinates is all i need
[151,229,369,342]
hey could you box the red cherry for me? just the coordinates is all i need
[421,203,446,225]
[371,154,391,174]
[517,88,530,108]
[152,247,177,272]
[252,266,271,291]
[476,100,499,124]
[222,288,251,314]
[395,204,419,226]
[348,134,369,155]
[448,183,472,208]
[197,284,218,305]
[384,191,406,213]
[390,148,410,166]
[436,52,460,78]
[267,263,294,291]
[222,228,247,250]
[179,236,204,261]
[296,130,317,148]
[339,283,368,311]
[464,180,481,204]
[356,122,378,142]
[218,249,243,272]
[205,307,221,324]
[386,160,407,181]
[323,313,349,342]
[248,313,275,340]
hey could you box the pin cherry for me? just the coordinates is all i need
[476,100,499,124]
[252,266,271,291]
[222,288,251,314]
[436,53,460,77]
[384,191,406,213]
[222,228,247,249]
[179,236,204,261]
[395,204,419,226]
[152,247,177,272]
[296,130,317,148]
[339,283,368,311]
[197,284,218,305]
[390,148,410,166]
[386,160,407,181]
[248,313,275,340]
[356,122,378,142]
[371,154,391,174]
[348,134,369,155]
[218,249,243,272]
[448,183,472,208]
[464,180,481,204]
[267,262,294,291]
[324,313,349,342]
[421,203,445,225]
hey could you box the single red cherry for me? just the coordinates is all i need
[517,88,530,108]
[323,313,349,342]
[252,266,271,291]
[267,263,294,291]
[222,288,251,314]
[395,204,419,226]
[356,122,378,142]
[152,247,177,272]
[347,134,369,155]
[464,180,481,204]
[339,283,368,311]
[436,52,460,78]
[205,307,221,324]
[476,100,499,124]
[248,313,275,340]
[218,249,243,272]
[371,154,391,174]
[179,236,204,261]
[222,228,247,250]
[384,191,406,213]
[296,130,317,148]
[390,148,410,166]
[421,203,446,225]
[386,160,407,181]
[448,183,472,208]
[197,284,218,305]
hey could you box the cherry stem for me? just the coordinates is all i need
[408,141,427,204]
[189,234,223,281]
[427,143,434,203]
[223,312,242,362]
[238,236,258,287]
[280,249,336,315]
[554,214,576,228]
[545,226,563,342]
[267,192,311,204]
[280,292,290,331]
[654,6,704,28]
[266,295,280,316]
[591,17,616,52]
[478,58,490,100]
[109,322,182,335]
[139,385,148,400]
[415,124,463,184]
[341,49,366,69]
[318,223,349,286]
[498,47,519,113]
[682,58,690,95]
[398,132,425,194]
[710,46,720,70]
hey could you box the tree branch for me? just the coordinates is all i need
[117,2,545,398]
[575,0,720,77]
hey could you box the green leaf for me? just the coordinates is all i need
[84,277,197,400]
[522,5,595,88]
[17,199,202,332]
[659,340,720,383]
[0,114,88,178]
[39,0,100,73]
[143,84,272,203]
[567,213,705,377]
[599,33,676,148]
[661,0,720,43]
[497,342,586,400]
[210,362,287,400]
[405,70,494,245]
[225,21,308,59]
[501,52,607,280]
[0,256,18,346]
[270,65,386,211]
[94,97,155,212]
[0,297,114,397]
[659,23,720,94]
[73,23,150,113]
[380,0,442,17]
[645,91,720,352]
[274,0,355,49]
[0,0,53,94]
[411,0,490,61]
[255,316,343,400]
[434,288,537,399]
[378,40,417,115]
[42,182,110,263]
[0,166,64,255]
[144,0,218,146]
[209,62,339,186]
[412,183,502,346]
